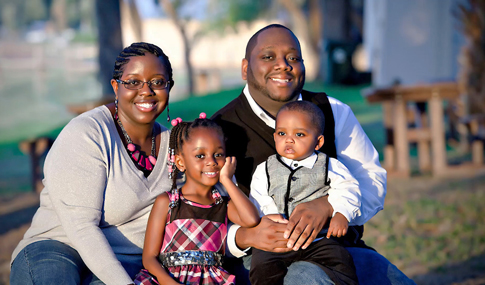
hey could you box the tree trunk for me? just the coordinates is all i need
[51,0,67,33]
[121,0,143,42]
[159,0,195,96]
[180,26,194,96]
[95,0,123,98]
[277,0,322,81]
[309,0,326,81]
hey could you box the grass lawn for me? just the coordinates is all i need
[373,174,485,284]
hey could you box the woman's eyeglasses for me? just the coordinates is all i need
[116,79,170,90]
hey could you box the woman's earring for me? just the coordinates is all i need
[114,98,119,120]
[166,104,170,122]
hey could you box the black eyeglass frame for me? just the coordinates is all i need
[116,79,170,90]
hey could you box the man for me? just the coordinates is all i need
[212,24,415,284]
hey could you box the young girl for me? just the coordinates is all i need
[134,114,260,285]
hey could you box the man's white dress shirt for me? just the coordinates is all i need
[225,85,386,257]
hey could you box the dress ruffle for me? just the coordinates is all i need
[168,264,235,285]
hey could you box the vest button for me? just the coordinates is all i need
[294,163,298,167]
[291,177,298,181]
[288,197,294,202]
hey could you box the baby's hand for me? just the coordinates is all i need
[220,156,237,182]
[327,212,348,238]
[265,214,288,224]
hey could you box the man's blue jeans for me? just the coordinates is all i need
[345,247,416,285]
[230,247,416,285]
[10,240,141,285]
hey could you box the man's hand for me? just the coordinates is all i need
[236,215,293,253]
[285,196,333,251]
[327,212,349,238]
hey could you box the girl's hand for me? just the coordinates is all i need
[220,156,236,183]
[224,155,260,228]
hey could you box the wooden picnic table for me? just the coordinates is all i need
[362,82,481,177]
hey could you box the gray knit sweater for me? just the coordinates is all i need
[11,106,171,284]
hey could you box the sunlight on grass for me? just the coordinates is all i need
[365,175,485,277]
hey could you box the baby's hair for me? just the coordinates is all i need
[112,42,174,88]
[277,101,325,135]
[168,118,225,190]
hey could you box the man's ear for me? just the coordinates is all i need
[242,58,248,81]
[175,155,185,172]
[315,135,324,150]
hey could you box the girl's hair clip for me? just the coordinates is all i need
[171,117,183,127]
[199,112,206,119]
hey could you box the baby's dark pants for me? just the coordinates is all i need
[249,237,358,285]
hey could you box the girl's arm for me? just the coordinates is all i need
[220,157,260,228]
[142,193,179,285]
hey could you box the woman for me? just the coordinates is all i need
[10,42,174,285]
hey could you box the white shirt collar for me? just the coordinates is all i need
[243,84,302,129]
[280,152,318,170]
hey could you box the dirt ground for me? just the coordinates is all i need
[0,192,39,285]
[1,172,485,285]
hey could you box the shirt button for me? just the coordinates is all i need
[294,163,298,167]
[291,177,298,181]
[288,197,294,202]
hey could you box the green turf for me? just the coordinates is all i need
[364,175,485,280]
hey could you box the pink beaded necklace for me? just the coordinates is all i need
[116,117,157,172]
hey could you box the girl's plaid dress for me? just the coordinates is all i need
[134,190,235,285]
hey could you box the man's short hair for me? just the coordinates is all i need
[245,24,296,60]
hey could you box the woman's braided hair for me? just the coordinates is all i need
[168,118,225,190]
[112,42,174,88]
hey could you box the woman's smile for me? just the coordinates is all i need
[134,101,158,112]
